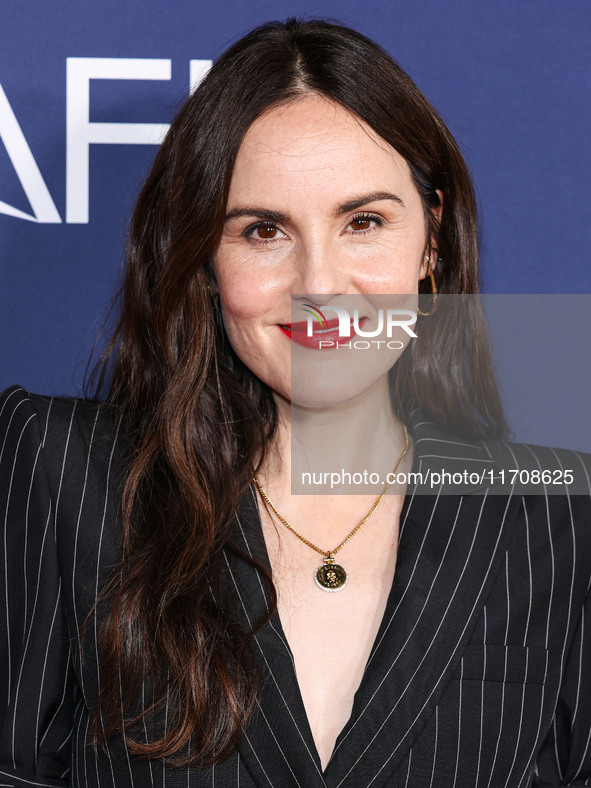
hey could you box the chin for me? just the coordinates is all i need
[289,382,379,411]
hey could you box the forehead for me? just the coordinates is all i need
[228,94,414,199]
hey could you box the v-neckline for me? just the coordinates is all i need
[239,474,416,776]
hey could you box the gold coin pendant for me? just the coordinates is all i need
[314,559,348,592]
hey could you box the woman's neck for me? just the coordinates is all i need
[259,375,409,499]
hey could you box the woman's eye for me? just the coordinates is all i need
[244,223,287,242]
[348,213,383,233]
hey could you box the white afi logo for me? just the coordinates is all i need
[0,58,211,224]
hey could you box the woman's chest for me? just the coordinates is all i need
[262,507,401,770]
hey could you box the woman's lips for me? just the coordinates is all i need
[278,317,368,349]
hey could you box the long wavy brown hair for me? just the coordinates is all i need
[87,16,507,768]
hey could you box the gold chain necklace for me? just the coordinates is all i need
[252,424,409,592]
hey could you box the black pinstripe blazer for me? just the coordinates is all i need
[1,384,590,788]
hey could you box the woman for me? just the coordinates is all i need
[1,17,590,788]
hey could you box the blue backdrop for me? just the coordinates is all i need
[1,0,590,433]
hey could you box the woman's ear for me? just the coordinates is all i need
[419,254,430,281]
[432,189,444,226]
[420,189,444,279]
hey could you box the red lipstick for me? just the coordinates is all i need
[278,317,368,349]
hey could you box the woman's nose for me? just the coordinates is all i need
[292,239,350,298]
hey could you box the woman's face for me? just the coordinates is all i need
[212,94,439,407]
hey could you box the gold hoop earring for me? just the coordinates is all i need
[417,255,438,317]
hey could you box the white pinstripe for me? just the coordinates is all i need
[2,408,36,698]
[484,644,509,788]
[69,406,100,705]
[502,648,529,787]
[522,502,534,645]
[474,606,487,787]
[22,441,42,645]
[428,706,438,788]
[451,657,463,788]
[73,695,85,788]
[402,748,412,788]
[38,640,73,750]
[33,579,63,767]
[571,589,591,780]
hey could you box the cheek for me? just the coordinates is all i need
[215,249,287,311]
[215,272,283,359]
[354,253,424,293]
[219,281,277,331]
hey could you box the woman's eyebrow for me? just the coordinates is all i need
[223,191,405,224]
[336,191,405,215]
[224,207,289,224]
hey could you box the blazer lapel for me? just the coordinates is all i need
[323,415,522,788]
[228,486,327,788]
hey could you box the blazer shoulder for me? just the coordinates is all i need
[1,383,106,429]
[487,437,591,495]
[412,411,591,480]
[500,437,591,472]
[409,412,591,497]
[0,384,127,484]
